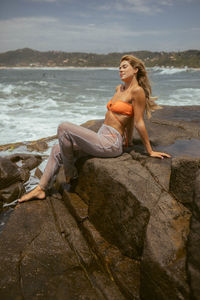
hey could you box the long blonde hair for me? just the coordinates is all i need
[120,55,161,118]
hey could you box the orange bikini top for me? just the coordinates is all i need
[107,99,134,117]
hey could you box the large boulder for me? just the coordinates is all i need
[187,170,200,300]
[75,153,191,300]
[0,154,42,206]
[0,105,200,300]
[0,192,127,300]
[0,157,21,189]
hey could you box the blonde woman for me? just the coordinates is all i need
[19,55,170,203]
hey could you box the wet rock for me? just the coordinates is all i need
[0,134,57,152]
[27,140,48,152]
[0,182,25,203]
[187,169,200,300]
[0,157,21,189]
[34,167,43,179]
[19,167,30,183]
[7,153,42,171]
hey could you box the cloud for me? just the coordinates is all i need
[0,16,168,52]
[0,15,199,53]
[97,0,196,15]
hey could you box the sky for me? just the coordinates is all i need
[0,0,200,54]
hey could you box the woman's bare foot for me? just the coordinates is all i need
[18,185,46,203]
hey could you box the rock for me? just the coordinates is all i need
[1,105,200,300]
[0,182,25,203]
[130,153,172,191]
[34,167,43,179]
[0,134,57,152]
[0,157,21,189]
[19,167,30,183]
[63,190,88,222]
[63,190,140,300]
[7,153,42,171]
[140,191,191,300]
[76,155,161,259]
[0,195,125,300]
[170,157,200,210]
[75,153,192,299]
[27,140,48,152]
[82,219,140,300]
[187,169,200,300]
[0,154,42,207]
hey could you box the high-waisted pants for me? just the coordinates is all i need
[39,122,123,190]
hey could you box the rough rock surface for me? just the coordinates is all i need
[187,170,200,300]
[0,154,42,206]
[0,192,128,300]
[0,105,200,300]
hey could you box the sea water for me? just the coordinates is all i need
[0,67,200,145]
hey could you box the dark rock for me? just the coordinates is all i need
[0,182,25,203]
[1,105,200,300]
[61,190,140,300]
[82,219,140,300]
[170,157,200,209]
[19,167,30,182]
[76,154,161,259]
[0,157,21,189]
[34,167,43,179]
[187,169,200,300]
[27,140,48,152]
[140,191,191,300]
[63,190,88,222]
[0,134,57,152]
[0,196,125,300]
[75,153,191,299]
[7,153,42,171]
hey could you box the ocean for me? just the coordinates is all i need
[1,66,200,145]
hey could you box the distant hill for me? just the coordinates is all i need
[0,48,200,68]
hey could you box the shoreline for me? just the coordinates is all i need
[1,66,200,70]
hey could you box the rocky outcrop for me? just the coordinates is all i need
[0,154,42,206]
[0,105,200,299]
[187,170,200,300]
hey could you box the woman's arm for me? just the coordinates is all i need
[133,89,170,159]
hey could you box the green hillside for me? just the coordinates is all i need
[0,48,199,68]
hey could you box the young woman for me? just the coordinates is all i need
[19,55,170,203]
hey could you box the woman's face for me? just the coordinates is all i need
[119,60,138,82]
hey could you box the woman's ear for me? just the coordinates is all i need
[134,67,139,74]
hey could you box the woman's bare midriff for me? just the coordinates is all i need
[104,110,130,136]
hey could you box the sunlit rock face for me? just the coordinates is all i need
[0,105,200,300]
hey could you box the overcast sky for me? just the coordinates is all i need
[0,0,200,53]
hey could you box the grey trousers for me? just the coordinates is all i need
[39,122,123,190]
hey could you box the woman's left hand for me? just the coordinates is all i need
[149,151,171,159]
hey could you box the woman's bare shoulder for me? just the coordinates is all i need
[131,86,145,102]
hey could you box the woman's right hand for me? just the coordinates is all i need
[149,151,171,159]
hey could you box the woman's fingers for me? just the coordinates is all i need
[150,151,171,159]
